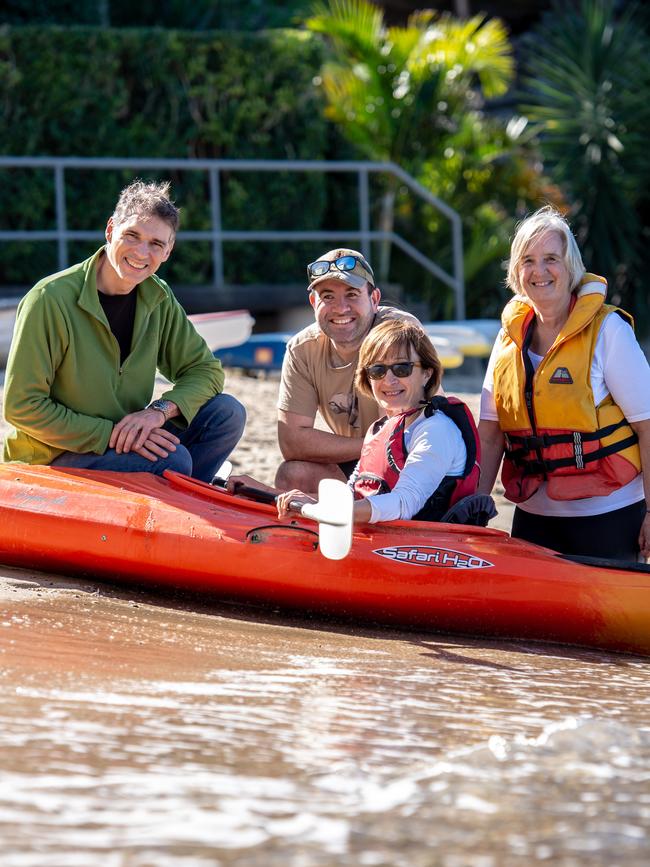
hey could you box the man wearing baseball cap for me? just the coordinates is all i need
[275,248,419,493]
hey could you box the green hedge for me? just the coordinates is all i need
[0,25,351,290]
[0,22,519,323]
[3,1,313,29]
[4,1,101,25]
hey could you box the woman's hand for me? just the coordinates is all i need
[276,489,316,519]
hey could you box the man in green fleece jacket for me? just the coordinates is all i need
[3,179,245,483]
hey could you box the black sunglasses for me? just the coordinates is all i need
[307,255,375,282]
[365,361,421,380]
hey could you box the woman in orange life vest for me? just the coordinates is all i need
[277,319,480,524]
[478,206,650,561]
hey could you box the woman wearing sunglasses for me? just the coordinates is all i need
[277,319,480,524]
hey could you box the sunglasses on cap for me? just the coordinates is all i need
[365,361,422,380]
[307,254,375,285]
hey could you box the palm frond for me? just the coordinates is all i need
[520,0,650,291]
[306,0,384,60]
[407,13,514,99]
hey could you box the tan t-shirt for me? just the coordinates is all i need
[277,306,420,437]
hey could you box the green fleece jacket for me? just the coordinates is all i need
[3,248,225,465]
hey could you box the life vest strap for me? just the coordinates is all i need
[518,432,639,477]
[505,417,630,454]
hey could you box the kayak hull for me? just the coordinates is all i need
[0,464,648,656]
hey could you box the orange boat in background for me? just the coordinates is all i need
[0,463,649,657]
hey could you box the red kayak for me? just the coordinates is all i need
[0,463,648,657]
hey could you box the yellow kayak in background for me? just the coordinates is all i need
[424,333,464,369]
[424,320,500,359]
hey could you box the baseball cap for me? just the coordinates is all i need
[307,248,375,292]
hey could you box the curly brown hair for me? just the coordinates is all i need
[355,318,442,401]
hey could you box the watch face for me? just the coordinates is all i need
[150,400,170,416]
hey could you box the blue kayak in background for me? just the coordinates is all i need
[217,333,292,372]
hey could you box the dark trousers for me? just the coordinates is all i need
[512,500,646,560]
[51,394,246,484]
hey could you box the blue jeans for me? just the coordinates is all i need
[50,393,246,484]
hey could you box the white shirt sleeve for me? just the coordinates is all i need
[594,313,650,422]
[367,413,467,523]
[479,332,502,421]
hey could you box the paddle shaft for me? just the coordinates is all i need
[219,480,307,513]
[230,482,277,505]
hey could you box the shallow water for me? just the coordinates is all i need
[1,571,649,866]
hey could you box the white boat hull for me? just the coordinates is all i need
[0,305,255,368]
[189,309,255,351]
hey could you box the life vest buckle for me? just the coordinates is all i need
[522,433,553,451]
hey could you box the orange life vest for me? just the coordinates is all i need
[493,275,641,503]
[353,396,481,521]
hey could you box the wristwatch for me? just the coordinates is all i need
[147,398,175,422]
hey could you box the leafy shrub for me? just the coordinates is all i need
[520,0,650,333]
[0,26,335,290]
[2,0,314,29]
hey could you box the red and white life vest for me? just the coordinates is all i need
[353,396,481,521]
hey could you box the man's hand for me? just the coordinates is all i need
[225,474,278,495]
[109,409,180,462]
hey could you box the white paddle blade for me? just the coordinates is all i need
[301,479,353,560]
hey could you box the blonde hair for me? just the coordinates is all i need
[506,206,585,294]
[356,319,442,401]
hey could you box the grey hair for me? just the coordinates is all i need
[112,179,179,235]
[506,206,585,294]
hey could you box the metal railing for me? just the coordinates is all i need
[0,156,465,318]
